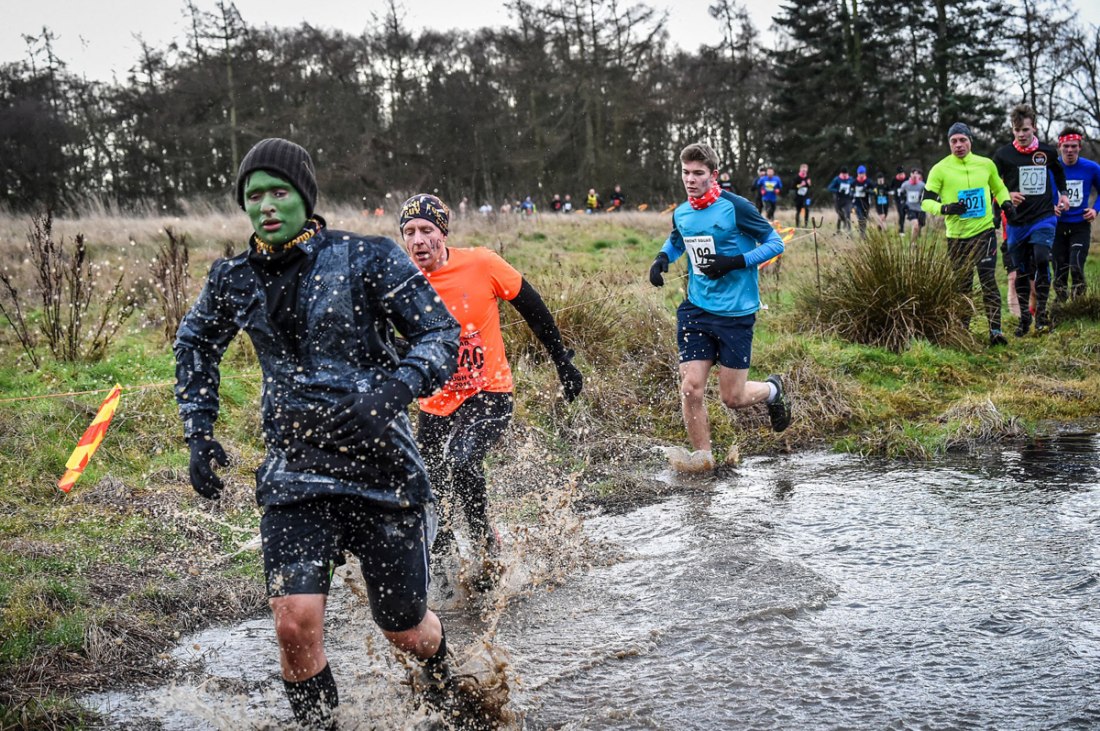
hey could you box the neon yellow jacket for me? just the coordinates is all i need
[922,152,1011,238]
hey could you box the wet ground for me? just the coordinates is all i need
[87,433,1100,729]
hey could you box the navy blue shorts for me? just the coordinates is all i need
[676,301,755,369]
[261,496,435,632]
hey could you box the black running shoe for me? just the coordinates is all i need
[989,330,1008,347]
[765,374,791,433]
[1014,316,1031,338]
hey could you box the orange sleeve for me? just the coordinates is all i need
[482,250,524,301]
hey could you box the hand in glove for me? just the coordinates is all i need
[697,253,746,280]
[553,349,583,402]
[1000,200,1017,222]
[189,435,228,499]
[649,252,670,287]
[940,202,967,216]
[317,379,414,447]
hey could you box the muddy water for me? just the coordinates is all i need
[87,434,1100,729]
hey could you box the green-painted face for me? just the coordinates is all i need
[244,170,308,247]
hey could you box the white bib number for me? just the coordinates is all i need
[906,190,922,206]
[684,236,716,271]
[1019,165,1047,196]
[1066,180,1084,208]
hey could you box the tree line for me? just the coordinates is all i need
[2,0,1098,215]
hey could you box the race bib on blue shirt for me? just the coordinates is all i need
[957,187,986,219]
[1066,180,1084,208]
[684,236,716,272]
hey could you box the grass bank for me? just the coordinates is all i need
[1,207,1098,727]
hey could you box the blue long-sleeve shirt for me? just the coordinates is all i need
[659,192,785,318]
[1059,156,1100,224]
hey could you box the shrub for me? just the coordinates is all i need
[148,227,192,343]
[0,212,136,364]
[793,228,973,352]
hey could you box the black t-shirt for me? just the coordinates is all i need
[992,141,1067,227]
[794,173,811,198]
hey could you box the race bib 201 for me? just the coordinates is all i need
[1019,165,1047,196]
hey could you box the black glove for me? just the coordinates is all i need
[1000,200,1017,221]
[552,349,583,402]
[188,435,228,500]
[649,252,670,287]
[697,253,746,280]
[941,202,967,216]
[317,379,414,446]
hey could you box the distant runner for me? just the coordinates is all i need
[872,171,891,229]
[648,142,792,471]
[760,166,782,220]
[852,165,872,239]
[793,163,812,227]
[827,167,853,233]
[899,168,927,239]
[891,166,908,233]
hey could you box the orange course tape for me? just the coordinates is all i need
[57,383,122,493]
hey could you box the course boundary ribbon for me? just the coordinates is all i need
[57,383,122,493]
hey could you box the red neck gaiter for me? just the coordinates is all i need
[689,182,722,210]
[1013,136,1039,154]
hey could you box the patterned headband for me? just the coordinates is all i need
[399,194,450,236]
[1059,133,1083,144]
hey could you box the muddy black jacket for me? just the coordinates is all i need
[174,225,459,508]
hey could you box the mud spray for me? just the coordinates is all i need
[86,427,607,730]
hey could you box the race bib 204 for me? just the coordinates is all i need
[1019,165,1047,196]
[684,236,716,271]
[957,187,987,219]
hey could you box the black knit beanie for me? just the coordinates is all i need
[947,122,973,141]
[235,138,318,216]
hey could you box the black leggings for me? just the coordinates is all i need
[417,391,514,553]
[835,200,852,231]
[947,229,1002,332]
[1053,221,1091,300]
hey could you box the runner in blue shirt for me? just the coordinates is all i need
[760,166,782,220]
[648,142,792,471]
[1054,127,1100,301]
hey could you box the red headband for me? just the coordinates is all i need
[1060,133,1083,144]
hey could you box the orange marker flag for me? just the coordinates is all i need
[759,222,794,270]
[57,384,122,493]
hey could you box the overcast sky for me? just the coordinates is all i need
[5,1,1099,85]
[1,0,778,82]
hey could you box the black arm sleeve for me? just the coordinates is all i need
[507,278,569,361]
[922,189,941,203]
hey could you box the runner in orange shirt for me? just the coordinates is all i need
[398,194,583,589]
